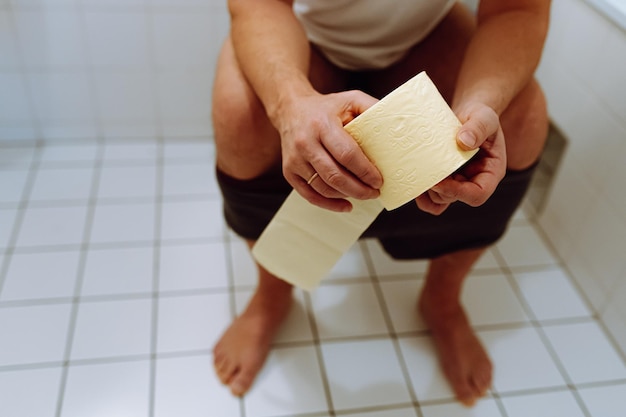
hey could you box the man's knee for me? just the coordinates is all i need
[502,79,549,170]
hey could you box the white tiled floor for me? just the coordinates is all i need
[1,139,626,417]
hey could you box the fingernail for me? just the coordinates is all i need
[459,131,476,148]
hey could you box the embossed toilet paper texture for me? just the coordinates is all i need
[345,71,477,210]
[252,72,477,290]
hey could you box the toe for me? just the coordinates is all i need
[455,382,477,407]
[471,365,493,397]
[215,356,238,385]
[230,368,255,397]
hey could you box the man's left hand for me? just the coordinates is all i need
[415,102,507,215]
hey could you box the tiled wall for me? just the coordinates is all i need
[535,0,626,354]
[0,0,229,142]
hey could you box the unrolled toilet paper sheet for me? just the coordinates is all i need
[252,72,477,290]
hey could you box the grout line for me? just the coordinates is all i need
[531,218,626,367]
[0,145,42,297]
[222,236,247,417]
[54,142,104,417]
[359,241,424,417]
[148,138,164,417]
[302,291,336,416]
[492,245,594,417]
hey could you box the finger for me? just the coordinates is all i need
[427,188,456,205]
[457,106,500,150]
[310,149,381,200]
[340,90,379,122]
[293,177,353,212]
[308,174,347,199]
[415,193,450,216]
[447,172,500,207]
[323,92,383,190]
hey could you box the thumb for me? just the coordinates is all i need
[456,105,500,151]
[343,90,379,119]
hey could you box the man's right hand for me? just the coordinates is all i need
[275,90,383,212]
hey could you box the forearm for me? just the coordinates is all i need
[228,0,314,127]
[452,1,550,115]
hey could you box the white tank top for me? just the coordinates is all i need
[294,0,456,70]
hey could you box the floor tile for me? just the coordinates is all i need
[0,147,35,169]
[0,169,29,203]
[0,367,62,417]
[514,268,592,321]
[324,244,371,284]
[17,205,88,247]
[398,336,456,402]
[578,383,626,417]
[243,345,328,417]
[234,289,314,344]
[162,163,219,197]
[322,339,412,411]
[160,199,224,241]
[474,249,501,271]
[163,141,214,161]
[157,292,231,353]
[1,250,80,301]
[496,225,557,268]
[364,239,428,278]
[310,282,389,339]
[82,246,154,296]
[70,299,152,360]
[543,322,626,384]
[30,168,93,202]
[379,279,427,334]
[159,242,228,291]
[90,203,155,244]
[462,273,528,327]
[0,303,71,366]
[98,165,157,199]
[420,398,503,417]
[362,239,428,279]
[61,360,150,417]
[229,237,256,288]
[40,144,99,163]
[481,327,566,393]
[501,390,586,417]
[0,208,16,248]
[103,142,158,162]
[154,355,239,417]
[341,408,417,417]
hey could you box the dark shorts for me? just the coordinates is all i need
[217,164,537,259]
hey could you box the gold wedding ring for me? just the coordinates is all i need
[306,172,319,185]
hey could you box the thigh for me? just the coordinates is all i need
[212,37,352,179]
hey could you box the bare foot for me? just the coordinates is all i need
[213,286,292,396]
[418,292,493,406]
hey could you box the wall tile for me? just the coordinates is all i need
[557,0,611,84]
[14,10,86,69]
[602,299,626,357]
[594,24,626,125]
[151,12,214,70]
[157,70,212,123]
[27,72,94,122]
[84,11,150,69]
[576,198,626,294]
[0,73,33,123]
[0,11,20,71]
[94,71,156,123]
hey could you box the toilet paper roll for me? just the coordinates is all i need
[252,72,477,290]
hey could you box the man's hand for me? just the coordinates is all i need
[277,90,383,212]
[415,102,507,215]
